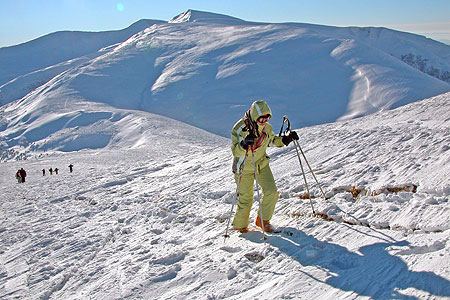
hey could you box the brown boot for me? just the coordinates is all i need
[233,227,249,233]
[255,216,275,233]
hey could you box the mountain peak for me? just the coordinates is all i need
[169,9,246,24]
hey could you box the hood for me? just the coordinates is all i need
[249,100,272,121]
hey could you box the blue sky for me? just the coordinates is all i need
[1,0,449,47]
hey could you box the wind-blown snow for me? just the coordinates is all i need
[169,9,247,25]
[0,92,449,299]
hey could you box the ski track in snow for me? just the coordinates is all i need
[0,93,449,299]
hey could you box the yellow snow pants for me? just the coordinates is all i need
[232,165,278,229]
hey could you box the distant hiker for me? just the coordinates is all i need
[18,168,27,183]
[15,170,22,183]
[54,168,59,175]
[49,168,53,175]
[42,169,46,176]
[68,164,73,173]
[231,100,298,233]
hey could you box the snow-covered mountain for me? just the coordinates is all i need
[0,19,164,86]
[0,91,448,299]
[0,9,449,299]
[0,9,450,156]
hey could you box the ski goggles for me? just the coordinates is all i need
[257,114,270,124]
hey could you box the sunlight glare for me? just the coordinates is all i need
[116,3,124,12]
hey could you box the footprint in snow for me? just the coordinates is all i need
[148,163,172,172]
[148,264,181,283]
[149,251,187,265]
[331,254,359,270]
[220,246,242,253]
[396,241,445,255]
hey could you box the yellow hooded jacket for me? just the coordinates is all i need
[231,100,285,173]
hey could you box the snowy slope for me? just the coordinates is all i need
[1,10,450,156]
[0,19,165,107]
[0,19,164,86]
[0,92,449,299]
[290,23,450,74]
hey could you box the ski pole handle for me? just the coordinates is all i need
[279,115,288,136]
[279,115,292,136]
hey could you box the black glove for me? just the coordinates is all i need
[282,131,299,146]
[240,134,255,150]
[290,131,299,141]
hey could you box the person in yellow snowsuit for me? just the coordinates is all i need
[231,100,298,232]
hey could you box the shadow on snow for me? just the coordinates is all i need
[243,225,450,300]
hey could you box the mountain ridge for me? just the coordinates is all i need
[169,9,248,24]
[0,19,165,86]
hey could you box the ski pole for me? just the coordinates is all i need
[281,115,326,199]
[293,140,316,215]
[251,145,266,240]
[294,140,327,199]
[280,115,326,214]
[224,148,249,241]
